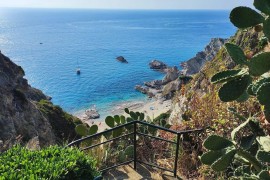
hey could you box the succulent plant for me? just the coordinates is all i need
[75,124,98,137]
[201,0,270,178]
[201,116,270,177]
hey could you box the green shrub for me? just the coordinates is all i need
[0,145,100,179]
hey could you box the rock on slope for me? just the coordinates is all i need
[0,52,80,151]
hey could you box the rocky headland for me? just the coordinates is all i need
[135,38,227,102]
[149,60,167,71]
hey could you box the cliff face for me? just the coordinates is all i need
[169,29,262,124]
[0,52,80,151]
[181,38,227,75]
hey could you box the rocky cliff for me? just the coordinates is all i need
[181,38,227,75]
[0,52,80,151]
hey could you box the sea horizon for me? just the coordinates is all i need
[0,9,236,118]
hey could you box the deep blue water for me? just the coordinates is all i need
[0,8,235,117]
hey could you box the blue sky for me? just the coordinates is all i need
[0,0,253,9]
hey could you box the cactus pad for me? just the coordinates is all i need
[256,151,270,163]
[139,113,145,121]
[258,170,270,179]
[124,145,134,158]
[75,124,88,136]
[256,136,270,152]
[218,75,251,102]
[119,150,126,162]
[203,135,233,150]
[263,17,270,39]
[120,115,126,124]
[236,91,249,102]
[225,43,247,65]
[254,0,270,15]
[211,149,236,172]
[114,115,120,124]
[247,84,255,96]
[88,125,98,135]
[200,150,224,165]
[105,116,115,128]
[124,108,130,114]
[211,69,246,84]
[248,52,270,76]
[251,78,270,95]
[130,111,138,120]
[264,105,270,122]
[230,6,264,28]
[113,128,123,138]
[257,82,270,106]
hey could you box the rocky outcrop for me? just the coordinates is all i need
[0,52,80,151]
[162,66,179,85]
[135,85,155,98]
[181,38,227,75]
[85,107,100,119]
[149,60,167,71]
[162,79,181,100]
[116,56,128,63]
[144,80,163,90]
[135,65,182,100]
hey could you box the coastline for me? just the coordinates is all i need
[75,98,172,131]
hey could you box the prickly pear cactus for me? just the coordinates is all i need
[75,124,88,136]
[230,6,264,28]
[105,116,115,128]
[202,0,270,178]
[224,43,247,65]
[211,69,247,84]
[218,75,251,102]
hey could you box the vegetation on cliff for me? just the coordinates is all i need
[169,1,270,179]
[37,100,82,143]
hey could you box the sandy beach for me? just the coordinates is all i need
[76,99,172,132]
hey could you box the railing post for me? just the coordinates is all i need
[133,121,137,170]
[174,133,180,177]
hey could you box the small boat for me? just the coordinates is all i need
[76,68,81,75]
[76,58,81,75]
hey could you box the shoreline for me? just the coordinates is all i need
[75,98,172,131]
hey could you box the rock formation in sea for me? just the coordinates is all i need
[0,52,80,151]
[84,106,100,120]
[135,59,182,100]
[149,60,167,71]
[180,38,227,75]
[116,56,128,63]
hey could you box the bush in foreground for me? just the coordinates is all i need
[0,145,100,179]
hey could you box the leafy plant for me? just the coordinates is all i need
[201,0,270,178]
[0,145,100,179]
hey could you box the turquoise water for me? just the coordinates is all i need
[0,8,235,117]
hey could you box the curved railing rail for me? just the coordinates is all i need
[67,120,205,177]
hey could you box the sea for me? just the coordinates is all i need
[0,8,236,118]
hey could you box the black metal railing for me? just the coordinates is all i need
[67,120,204,178]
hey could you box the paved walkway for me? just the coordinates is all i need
[102,163,181,180]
